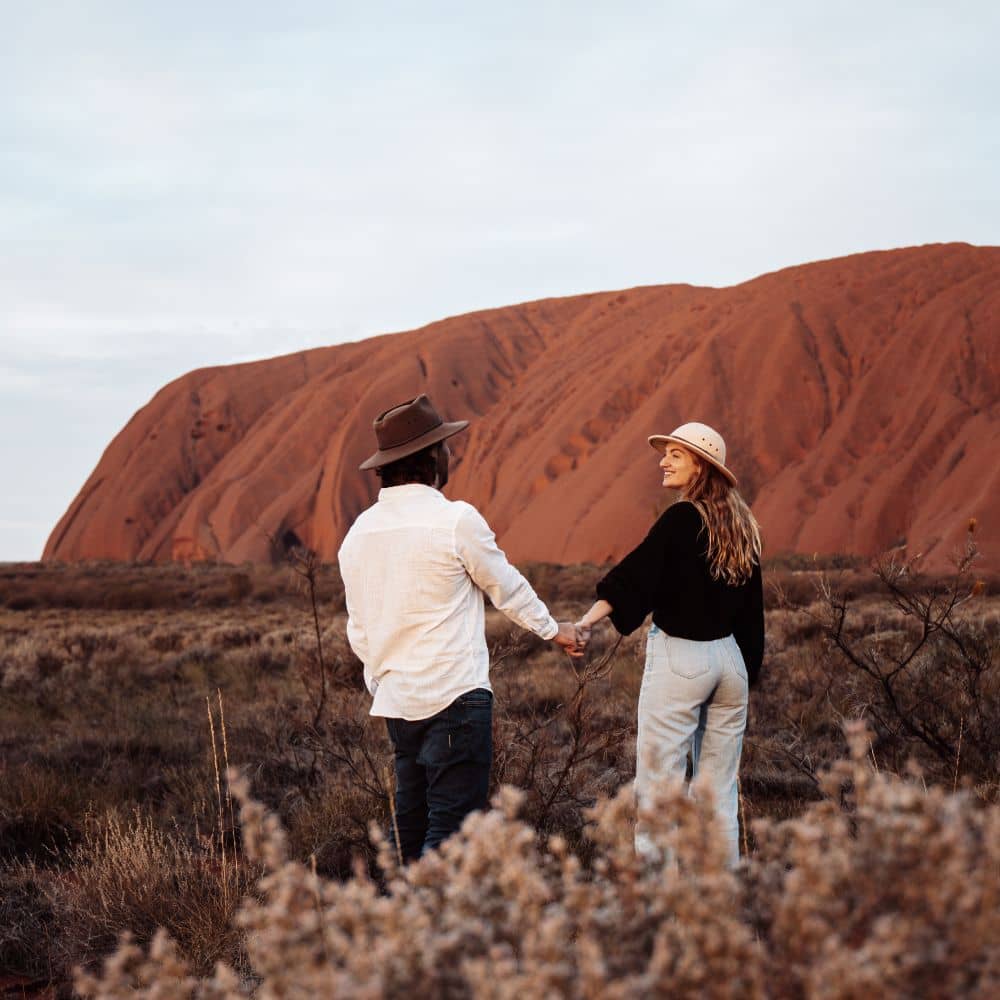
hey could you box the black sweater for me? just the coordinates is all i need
[596,501,765,684]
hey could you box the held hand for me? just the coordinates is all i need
[573,621,592,650]
[554,621,585,658]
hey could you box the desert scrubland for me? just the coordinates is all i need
[1,548,998,998]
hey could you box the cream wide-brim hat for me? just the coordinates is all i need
[648,421,738,486]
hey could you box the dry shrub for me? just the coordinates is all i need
[268,701,394,877]
[0,561,346,613]
[0,624,150,695]
[222,643,291,680]
[76,726,999,999]
[521,561,605,606]
[0,864,57,980]
[77,777,762,999]
[100,582,172,610]
[814,537,1000,794]
[0,762,86,864]
[750,723,1000,997]
[1,633,64,688]
[493,647,635,844]
[227,572,253,603]
[206,624,262,650]
[765,553,866,573]
[48,810,257,981]
[283,779,388,878]
[754,532,1000,806]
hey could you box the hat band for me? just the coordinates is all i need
[380,416,443,450]
[679,439,722,462]
[686,443,725,466]
[664,435,728,469]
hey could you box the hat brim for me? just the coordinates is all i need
[648,434,738,486]
[359,419,469,471]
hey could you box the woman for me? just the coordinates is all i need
[576,422,763,867]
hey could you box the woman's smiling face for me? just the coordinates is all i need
[659,443,701,491]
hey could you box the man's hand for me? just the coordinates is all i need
[554,621,585,658]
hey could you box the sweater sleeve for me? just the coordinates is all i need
[596,502,700,636]
[733,561,764,686]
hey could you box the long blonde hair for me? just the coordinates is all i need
[682,458,761,584]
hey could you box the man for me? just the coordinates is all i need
[338,393,581,862]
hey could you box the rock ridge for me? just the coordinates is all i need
[44,244,1000,569]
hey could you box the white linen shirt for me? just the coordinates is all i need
[338,484,559,721]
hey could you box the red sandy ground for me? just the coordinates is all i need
[44,244,1000,570]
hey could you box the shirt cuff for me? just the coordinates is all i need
[538,616,559,641]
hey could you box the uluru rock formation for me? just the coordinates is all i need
[45,244,1000,570]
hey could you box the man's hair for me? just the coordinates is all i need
[377,442,441,487]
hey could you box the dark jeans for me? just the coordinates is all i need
[384,688,493,862]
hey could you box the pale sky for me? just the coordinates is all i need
[2,1,998,560]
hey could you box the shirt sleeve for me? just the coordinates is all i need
[596,502,699,635]
[455,505,559,640]
[338,540,375,693]
[733,560,765,686]
[345,605,376,694]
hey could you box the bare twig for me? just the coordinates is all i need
[813,523,995,784]
[738,775,750,858]
[382,764,404,868]
[206,696,229,905]
[256,522,333,728]
[217,688,238,885]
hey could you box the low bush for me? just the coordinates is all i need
[0,865,57,981]
[47,810,258,981]
[76,724,1000,999]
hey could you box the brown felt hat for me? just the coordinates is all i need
[359,394,469,471]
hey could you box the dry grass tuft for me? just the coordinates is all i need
[44,810,257,979]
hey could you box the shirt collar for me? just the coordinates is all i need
[377,483,442,502]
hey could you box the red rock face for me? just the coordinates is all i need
[44,244,1000,569]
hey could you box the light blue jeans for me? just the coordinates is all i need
[635,625,748,868]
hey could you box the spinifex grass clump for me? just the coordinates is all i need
[46,810,255,979]
[77,723,999,999]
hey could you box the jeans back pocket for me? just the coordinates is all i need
[666,639,711,679]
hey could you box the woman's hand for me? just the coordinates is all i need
[570,599,614,654]
[553,621,586,658]
[577,599,613,630]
